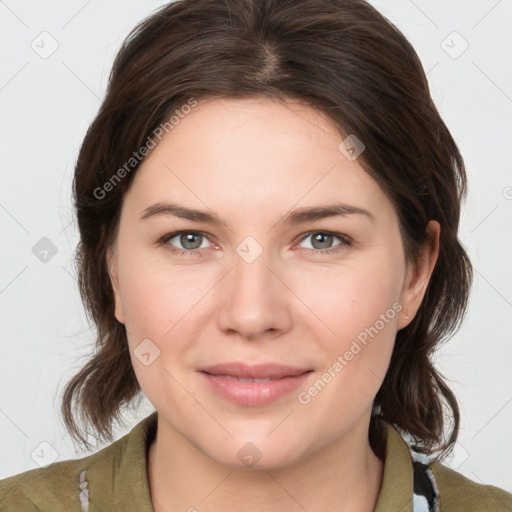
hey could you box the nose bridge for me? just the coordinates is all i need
[231,237,276,307]
[217,235,289,338]
[233,242,272,294]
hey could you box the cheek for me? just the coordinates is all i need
[292,253,403,403]
[294,254,403,341]
[116,254,210,409]
[117,248,215,341]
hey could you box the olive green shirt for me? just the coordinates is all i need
[1,411,511,511]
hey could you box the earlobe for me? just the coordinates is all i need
[398,220,440,330]
[106,247,125,324]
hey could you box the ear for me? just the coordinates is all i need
[106,246,125,324]
[397,220,440,330]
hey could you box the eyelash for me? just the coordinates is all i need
[158,230,352,257]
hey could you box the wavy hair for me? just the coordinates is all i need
[61,0,472,460]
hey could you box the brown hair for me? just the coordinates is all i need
[62,0,472,460]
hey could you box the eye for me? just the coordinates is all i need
[159,231,211,256]
[296,231,351,255]
[158,230,352,257]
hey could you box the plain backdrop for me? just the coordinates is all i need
[1,0,511,492]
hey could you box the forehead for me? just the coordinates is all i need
[124,96,395,224]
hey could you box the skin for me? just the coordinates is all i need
[107,96,440,512]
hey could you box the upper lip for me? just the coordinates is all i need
[199,362,311,379]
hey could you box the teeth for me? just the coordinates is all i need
[222,375,274,382]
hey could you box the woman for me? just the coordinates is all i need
[1,0,510,510]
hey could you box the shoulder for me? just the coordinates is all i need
[0,462,75,511]
[0,437,120,512]
[430,461,512,512]
[0,412,156,512]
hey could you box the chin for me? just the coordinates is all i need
[198,433,313,471]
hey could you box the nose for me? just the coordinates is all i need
[216,242,292,341]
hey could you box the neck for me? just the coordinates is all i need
[147,416,384,512]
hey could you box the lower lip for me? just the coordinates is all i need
[200,371,312,406]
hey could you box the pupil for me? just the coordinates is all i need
[314,233,331,249]
[182,233,200,249]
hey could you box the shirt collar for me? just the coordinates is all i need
[109,410,157,511]
[374,422,414,511]
[110,412,413,511]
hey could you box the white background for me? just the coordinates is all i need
[1,0,511,493]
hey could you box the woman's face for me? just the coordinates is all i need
[108,96,437,468]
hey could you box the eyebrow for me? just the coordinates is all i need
[140,201,375,226]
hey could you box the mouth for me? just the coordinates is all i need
[214,376,277,382]
[198,363,313,406]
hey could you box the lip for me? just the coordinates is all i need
[199,362,313,406]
